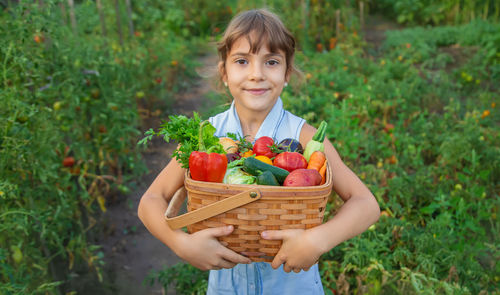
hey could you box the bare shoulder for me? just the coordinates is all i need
[299,122,317,147]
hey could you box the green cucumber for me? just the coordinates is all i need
[312,121,328,142]
[243,157,289,184]
[256,170,280,186]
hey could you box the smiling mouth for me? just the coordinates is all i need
[246,88,269,95]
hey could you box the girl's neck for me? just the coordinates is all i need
[235,103,272,142]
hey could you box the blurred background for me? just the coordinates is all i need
[0,0,498,294]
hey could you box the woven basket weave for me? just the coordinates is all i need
[165,164,333,262]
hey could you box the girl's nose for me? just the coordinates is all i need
[249,62,265,81]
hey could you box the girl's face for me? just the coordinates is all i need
[222,35,289,114]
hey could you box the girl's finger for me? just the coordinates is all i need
[220,248,252,264]
[293,268,301,273]
[215,259,236,269]
[271,254,286,269]
[261,230,286,240]
[283,262,292,273]
[205,225,234,238]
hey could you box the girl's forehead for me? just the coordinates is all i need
[229,35,283,56]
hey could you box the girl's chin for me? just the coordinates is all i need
[237,99,277,113]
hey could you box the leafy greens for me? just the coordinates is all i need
[138,112,225,168]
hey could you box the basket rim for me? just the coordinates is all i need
[184,162,333,194]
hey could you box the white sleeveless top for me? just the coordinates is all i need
[209,97,305,143]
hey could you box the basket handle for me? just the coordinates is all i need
[165,188,262,230]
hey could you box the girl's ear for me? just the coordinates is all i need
[285,69,291,84]
[218,61,227,84]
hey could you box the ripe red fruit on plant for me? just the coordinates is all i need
[316,43,323,52]
[253,136,277,158]
[384,123,395,133]
[63,157,75,167]
[273,152,308,172]
[98,125,107,133]
[329,37,337,50]
[34,34,44,43]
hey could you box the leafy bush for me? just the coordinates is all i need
[0,1,200,293]
[371,0,500,26]
[282,20,499,294]
[147,263,209,295]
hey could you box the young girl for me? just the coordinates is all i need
[138,9,380,294]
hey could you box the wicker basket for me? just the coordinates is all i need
[165,164,333,262]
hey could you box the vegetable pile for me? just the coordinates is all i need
[140,113,329,187]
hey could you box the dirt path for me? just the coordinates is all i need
[95,53,219,295]
[362,13,402,54]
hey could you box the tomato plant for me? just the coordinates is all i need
[0,1,202,293]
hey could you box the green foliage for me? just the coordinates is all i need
[235,0,361,52]
[281,19,499,294]
[2,1,499,294]
[0,0,200,293]
[371,0,500,25]
[133,0,234,37]
[147,263,209,295]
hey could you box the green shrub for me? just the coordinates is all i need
[0,1,200,293]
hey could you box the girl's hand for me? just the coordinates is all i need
[173,225,252,271]
[261,229,323,273]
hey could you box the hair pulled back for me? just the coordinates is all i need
[217,9,298,78]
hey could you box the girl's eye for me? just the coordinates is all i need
[235,59,247,65]
[266,60,279,66]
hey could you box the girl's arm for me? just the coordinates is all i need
[262,123,380,272]
[137,158,251,270]
[302,123,380,251]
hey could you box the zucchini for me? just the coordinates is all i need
[243,157,289,184]
[256,171,280,186]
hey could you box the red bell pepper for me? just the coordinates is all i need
[188,120,227,182]
[273,152,308,172]
[189,151,227,182]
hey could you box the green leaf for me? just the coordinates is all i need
[420,202,440,215]
[479,170,490,181]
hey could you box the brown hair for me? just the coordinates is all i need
[217,9,299,82]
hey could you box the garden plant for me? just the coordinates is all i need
[1,0,499,294]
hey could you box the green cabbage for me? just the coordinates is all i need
[223,167,256,184]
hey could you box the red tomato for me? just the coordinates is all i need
[253,136,277,158]
[34,34,44,43]
[63,157,75,167]
[273,152,308,172]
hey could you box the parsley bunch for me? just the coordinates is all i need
[139,112,225,168]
